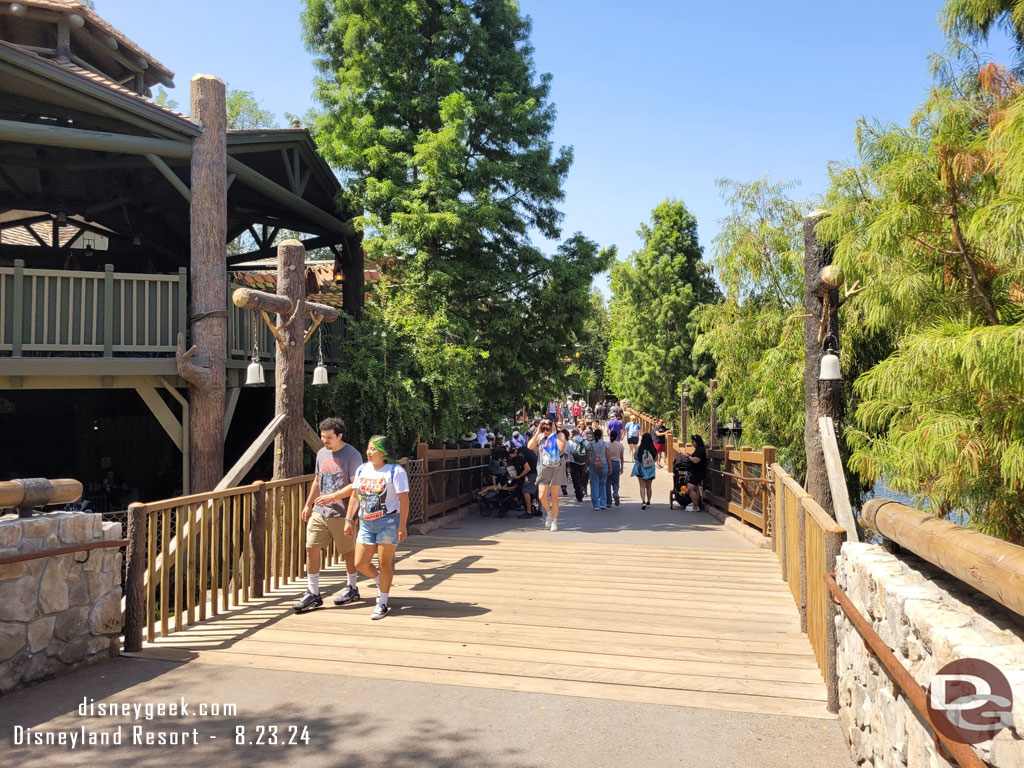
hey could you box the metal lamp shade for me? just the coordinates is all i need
[819,352,841,381]
[245,361,265,386]
[312,364,329,386]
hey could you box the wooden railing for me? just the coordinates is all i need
[0,261,345,364]
[772,463,846,712]
[407,443,492,524]
[122,474,356,647]
[0,260,187,356]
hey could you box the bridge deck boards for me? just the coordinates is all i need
[140,536,831,719]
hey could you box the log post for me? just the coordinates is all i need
[708,379,718,450]
[250,482,266,598]
[803,211,841,515]
[123,503,146,653]
[824,526,845,712]
[273,240,307,480]
[680,386,688,443]
[181,75,227,493]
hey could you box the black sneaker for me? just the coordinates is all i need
[293,590,323,613]
[614,495,620,506]
[516,511,532,519]
[333,585,360,605]
[370,603,390,620]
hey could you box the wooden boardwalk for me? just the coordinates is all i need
[141,534,831,719]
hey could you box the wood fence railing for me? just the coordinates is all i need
[772,463,846,712]
[406,443,492,524]
[122,474,359,648]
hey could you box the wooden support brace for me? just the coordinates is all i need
[303,313,324,345]
[260,310,285,352]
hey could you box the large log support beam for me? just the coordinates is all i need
[273,240,307,480]
[803,211,841,516]
[231,287,340,323]
[184,75,227,493]
[862,499,1024,617]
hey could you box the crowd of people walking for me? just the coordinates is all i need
[290,399,709,618]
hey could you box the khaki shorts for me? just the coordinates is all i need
[306,511,358,554]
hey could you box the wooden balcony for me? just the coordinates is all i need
[0,260,345,375]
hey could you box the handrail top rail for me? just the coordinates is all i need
[803,496,848,535]
[134,474,313,514]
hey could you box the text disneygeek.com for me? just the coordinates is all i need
[10,697,311,749]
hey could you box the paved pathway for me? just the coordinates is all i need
[0,462,855,767]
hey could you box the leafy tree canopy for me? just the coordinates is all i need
[301,0,609,429]
[606,200,719,427]
[819,55,1024,542]
[693,176,807,472]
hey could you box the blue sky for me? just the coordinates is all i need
[97,1,1015,279]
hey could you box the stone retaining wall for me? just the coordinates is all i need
[0,512,123,693]
[836,542,1024,767]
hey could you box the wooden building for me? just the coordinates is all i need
[0,0,362,500]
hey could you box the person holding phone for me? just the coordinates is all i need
[528,418,567,530]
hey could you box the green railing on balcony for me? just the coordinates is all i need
[0,260,345,364]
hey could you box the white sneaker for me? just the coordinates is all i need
[550,520,558,532]
[543,513,551,526]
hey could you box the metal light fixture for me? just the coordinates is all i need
[820,335,841,381]
[312,329,328,386]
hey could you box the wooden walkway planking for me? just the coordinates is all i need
[141,536,832,719]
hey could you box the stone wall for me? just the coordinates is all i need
[836,542,1024,767]
[0,512,123,693]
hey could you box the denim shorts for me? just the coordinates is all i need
[357,513,400,546]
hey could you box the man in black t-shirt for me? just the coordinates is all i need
[653,419,668,468]
[507,443,539,518]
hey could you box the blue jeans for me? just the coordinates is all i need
[606,460,621,502]
[357,513,400,546]
[589,466,608,508]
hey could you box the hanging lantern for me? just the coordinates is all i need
[312,329,328,386]
[246,342,265,386]
[819,335,841,381]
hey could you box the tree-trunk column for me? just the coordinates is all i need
[273,240,307,480]
[803,210,840,513]
[188,75,227,493]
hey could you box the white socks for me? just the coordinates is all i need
[347,572,358,587]
[308,572,319,594]
[377,592,389,607]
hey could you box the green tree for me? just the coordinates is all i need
[693,176,808,472]
[226,87,278,130]
[301,0,607,421]
[564,288,612,397]
[606,199,719,424]
[819,60,1024,541]
[943,1,1024,67]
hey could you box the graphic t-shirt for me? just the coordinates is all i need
[314,444,363,517]
[539,434,562,468]
[353,463,410,521]
[654,425,668,446]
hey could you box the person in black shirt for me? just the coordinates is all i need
[686,434,708,511]
[507,443,539,518]
[653,418,668,468]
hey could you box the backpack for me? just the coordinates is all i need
[592,442,606,472]
[641,450,655,469]
[570,437,587,463]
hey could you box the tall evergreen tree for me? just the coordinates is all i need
[606,200,719,422]
[301,0,607,415]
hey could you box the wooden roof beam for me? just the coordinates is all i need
[0,117,192,158]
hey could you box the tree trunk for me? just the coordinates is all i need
[186,75,227,493]
[273,240,307,480]
[803,212,840,515]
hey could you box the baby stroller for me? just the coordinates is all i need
[669,455,691,509]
